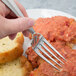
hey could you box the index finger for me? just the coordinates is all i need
[1,0,28,17]
[14,0,28,17]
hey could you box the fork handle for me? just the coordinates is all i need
[2,0,35,34]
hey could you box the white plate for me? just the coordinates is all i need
[23,9,76,55]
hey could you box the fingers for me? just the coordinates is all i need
[9,33,17,40]
[23,30,29,37]
[0,0,28,17]
[0,0,31,39]
[9,30,29,40]
[4,17,34,35]
[0,1,10,17]
[14,0,28,17]
[0,16,34,39]
[9,0,28,17]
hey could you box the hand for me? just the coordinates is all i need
[0,0,34,39]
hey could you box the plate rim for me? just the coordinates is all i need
[26,9,76,19]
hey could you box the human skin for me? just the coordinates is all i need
[0,0,34,39]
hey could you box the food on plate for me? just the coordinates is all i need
[0,32,33,76]
[33,16,76,42]
[0,32,24,64]
[0,56,33,76]
[29,42,76,76]
[26,16,76,76]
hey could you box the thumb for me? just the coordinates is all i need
[5,17,34,35]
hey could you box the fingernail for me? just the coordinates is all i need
[28,18,35,27]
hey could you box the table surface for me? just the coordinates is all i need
[18,0,76,17]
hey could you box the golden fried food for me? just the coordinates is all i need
[0,32,24,64]
[0,56,33,76]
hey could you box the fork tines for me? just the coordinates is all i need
[33,35,66,71]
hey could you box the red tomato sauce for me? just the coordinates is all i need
[26,16,76,76]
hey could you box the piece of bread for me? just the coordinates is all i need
[0,32,24,64]
[0,56,33,76]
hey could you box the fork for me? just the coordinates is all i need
[2,0,66,71]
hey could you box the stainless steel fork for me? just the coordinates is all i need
[2,0,66,71]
